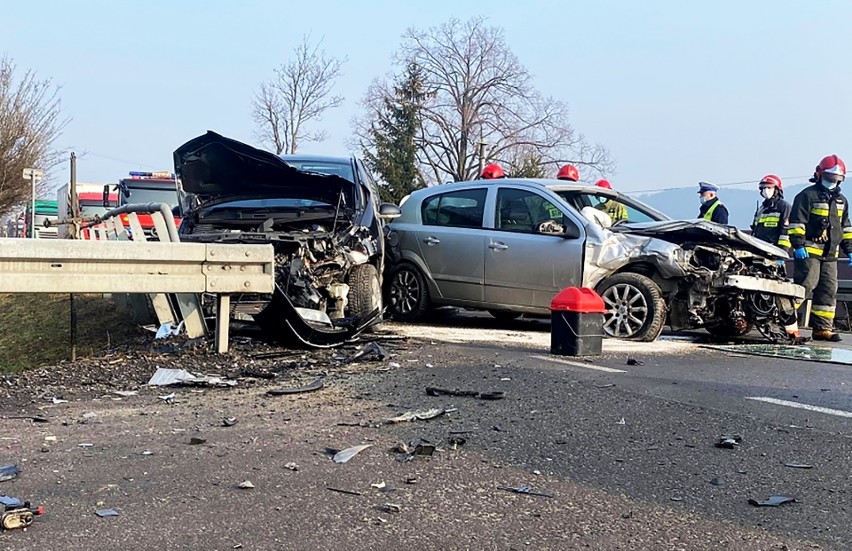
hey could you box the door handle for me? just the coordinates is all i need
[489,242,509,251]
[423,236,440,245]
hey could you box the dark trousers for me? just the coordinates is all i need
[794,257,838,331]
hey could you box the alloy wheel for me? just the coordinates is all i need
[601,283,649,338]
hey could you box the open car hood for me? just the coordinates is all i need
[173,131,352,204]
[613,220,787,258]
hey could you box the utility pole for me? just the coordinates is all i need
[478,141,487,179]
[22,167,44,238]
[69,153,78,361]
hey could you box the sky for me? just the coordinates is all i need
[3,0,852,198]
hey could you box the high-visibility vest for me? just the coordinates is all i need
[703,200,722,221]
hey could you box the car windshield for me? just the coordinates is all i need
[554,189,668,223]
[201,198,334,211]
[123,186,178,207]
[282,159,355,183]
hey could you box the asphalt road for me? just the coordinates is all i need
[0,313,849,550]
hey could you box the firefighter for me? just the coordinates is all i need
[752,174,798,338]
[751,175,792,250]
[788,154,852,342]
[481,163,506,179]
[697,181,729,224]
[594,179,628,223]
[556,164,579,182]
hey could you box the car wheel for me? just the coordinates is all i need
[347,264,382,319]
[387,264,431,322]
[596,272,666,341]
[488,310,522,321]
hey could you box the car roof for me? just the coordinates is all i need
[279,154,354,164]
[411,178,610,196]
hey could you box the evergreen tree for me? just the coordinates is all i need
[363,63,429,204]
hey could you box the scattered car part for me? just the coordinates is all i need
[748,495,796,507]
[237,481,255,490]
[784,463,814,469]
[715,434,742,449]
[626,356,644,366]
[425,387,505,400]
[266,378,324,396]
[448,436,467,449]
[0,465,20,483]
[327,487,362,496]
[222,417,238,427]
[345,341,388,363]
[384,408,446,424]
[380,503,401,514]
[709,477,724,486]
[498,485,554,498]
[284,462,299,471]
[332,444,372,464]
[95,508,119,517]
[1,496,43,530]
[189,437,207,445]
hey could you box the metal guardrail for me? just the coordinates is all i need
[0,206,275,353]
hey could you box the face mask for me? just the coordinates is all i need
[699,197,707,205]
[760,187,775,199]
[821,177,839,190]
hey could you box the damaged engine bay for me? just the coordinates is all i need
[173,131,386,347]
[584,220,805,341]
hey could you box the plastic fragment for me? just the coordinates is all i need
[266,378,324,396]
[0,464,20,483]
[95,508,119,517]
[332,444,372,464]
[715,434,742,449]
[748,495,796,507]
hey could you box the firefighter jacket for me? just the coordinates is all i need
[788,184,852,260]
[596,200,628,223]
[698,197,729,224]
[751,196,792,249]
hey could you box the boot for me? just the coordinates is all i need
[812,329,842,342]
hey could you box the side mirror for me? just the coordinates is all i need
[377,202,402,220]
[102,184,110,208]
[563,222,582,240]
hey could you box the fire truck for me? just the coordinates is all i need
[105,171,181,237]
[56,182,118,238]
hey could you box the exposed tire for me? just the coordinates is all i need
[488,310,522,321]
[596,272,666,342]
[347,263,382,319]
[386,263,431,322]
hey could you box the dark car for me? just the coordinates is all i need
[173,131,400,346]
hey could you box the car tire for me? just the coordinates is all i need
[488,310,522,321]
[596,272,666,341]
[347,263,382,320]
[386,263,431,322]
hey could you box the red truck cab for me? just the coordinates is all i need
[106,171,182,237]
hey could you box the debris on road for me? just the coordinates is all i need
[715,434,742,449]
[189,437,207,445]
[705,343,852,366]
[379,503,401,514]
[266,378,324,396]
[222,417,238,427]
[709,477,724,486]
[113,390,138,397]
[784,462,814,469]
[448,436,466,449]
[158,392,176,403]
[3,415,49,423]
[51,397,68,404]
[616,418,626,425]
[237,480,255,490]
[748,495,797,507]
[391,439,436,459]
[95,508,119,517]
[384,408,446,424]
[332,444,372,464]
[0,465,20,483]
[155,321,185,339]
[425,387,505,400]
[2,495,43,530]
[345,341,388,363]
[327,487,363,496]
[498,485,554,498]
[626,356,645,366]
[147,368,236,388]
[284,462,299,471]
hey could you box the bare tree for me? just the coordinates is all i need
[0,56,68,215]
[252,36,346,154]
[365,18,613,184]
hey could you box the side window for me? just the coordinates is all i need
[496,188,566,234]
[421,188,487,228]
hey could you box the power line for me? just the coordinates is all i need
[76,150,160,170]
[634,175,813,194]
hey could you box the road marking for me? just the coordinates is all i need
[745,396,852,418]
[531,354,627,373]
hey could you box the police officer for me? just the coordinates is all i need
[788,155,852,342]
[697,182,729,224]
[752,174,798,338]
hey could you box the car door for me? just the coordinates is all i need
[414,187,487,303]
[484,186,585,309]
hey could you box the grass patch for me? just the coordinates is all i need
[0,293,143,373]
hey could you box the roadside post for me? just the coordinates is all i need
[22,167,44,238]
[550,287,606,357]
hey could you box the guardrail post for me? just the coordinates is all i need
[215,294,231,353]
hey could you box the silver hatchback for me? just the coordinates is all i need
[384,179,804,342]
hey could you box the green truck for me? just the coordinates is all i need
[24,200,59,238]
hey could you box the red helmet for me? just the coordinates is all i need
[556,164,579,182]
[811,154,846,183]
[759,174,783,190]
[481,163,505,179]
[595,179,612,190]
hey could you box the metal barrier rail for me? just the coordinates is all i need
[0,237,274,353]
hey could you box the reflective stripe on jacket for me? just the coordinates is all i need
[788,184,852,260]
[752,197,792,249]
